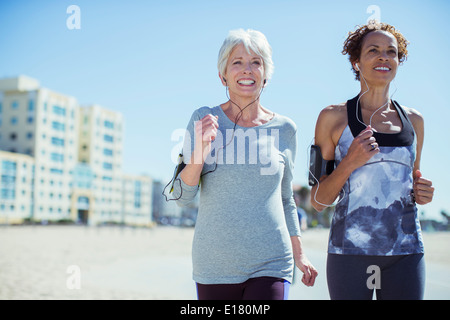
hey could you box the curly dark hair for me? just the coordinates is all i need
[342,20,409,81]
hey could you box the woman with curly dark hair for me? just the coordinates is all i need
[310,20,434,300]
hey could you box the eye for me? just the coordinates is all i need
[388,49,397,55]
[232,60,241,65]
[369,48,378,53]
[252,60,261,65]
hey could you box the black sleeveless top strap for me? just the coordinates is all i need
[346,95,415,147]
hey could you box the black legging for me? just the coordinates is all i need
[327,253,425,300]
[196,276,290,300]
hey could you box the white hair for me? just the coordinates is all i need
[217,29,274,82]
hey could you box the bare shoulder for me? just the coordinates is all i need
[315,102,348,158]
[402,105,424,130]
[318,102,347,122]
[402,105,423,120]
[316,102,348,136]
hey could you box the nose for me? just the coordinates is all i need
[243,62,253,73]
[379,50,389,61]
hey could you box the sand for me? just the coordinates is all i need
[0,225,448,300]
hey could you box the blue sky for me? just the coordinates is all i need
[0,0,449,221]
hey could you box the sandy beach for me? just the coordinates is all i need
[0,225,449,300]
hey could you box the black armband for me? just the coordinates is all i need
[308,145,335,186]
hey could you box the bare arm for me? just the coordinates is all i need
[310,106,380,211]
[407,107,434,205]
[290,236,318,287]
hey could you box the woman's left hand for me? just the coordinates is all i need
[295,253,318,287]
[413,170,434,205]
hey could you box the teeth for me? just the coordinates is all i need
[238,80,255,85]
[374,67,390,71]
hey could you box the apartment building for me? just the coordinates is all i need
[78,105,125,225]
[0,75,152,226]
[0,151,35,224]
[122,174,152,226]
[0,76,79,222]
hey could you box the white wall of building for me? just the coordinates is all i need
[0,76,153,226]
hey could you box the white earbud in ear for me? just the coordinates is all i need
[355,63,360,71]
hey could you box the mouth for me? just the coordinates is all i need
[237,79,256,86]
[373,65,391,72]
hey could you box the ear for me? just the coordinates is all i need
[219,72,227,86]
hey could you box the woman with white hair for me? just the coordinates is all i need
[171,29,317,300]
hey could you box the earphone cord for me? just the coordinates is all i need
[163,86,265,201]
[199,86,264,177]
[162,176,182,202]
[310,68,398,207]
[356,68,398,128]
[307,138,345,208]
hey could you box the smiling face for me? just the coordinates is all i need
[221,43,265,99]
[356,30,400,86]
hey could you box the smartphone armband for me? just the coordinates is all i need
[308,145,335,186]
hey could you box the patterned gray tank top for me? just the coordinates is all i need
[328,95,424,256]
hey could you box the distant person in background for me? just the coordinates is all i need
[311,21,434,300]
[171,29,317,300]
[297,207,308,231]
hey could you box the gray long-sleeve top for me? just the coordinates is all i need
[172,106,301,284]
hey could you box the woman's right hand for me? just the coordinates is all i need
[194,114,219,163]
[344,125,379,171]
[180,114,219,187]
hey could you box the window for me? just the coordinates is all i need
[103,134,113,143]
[2,160,16,172]
[103,148,113,156]
[11,101,19,109]
[50,168,63,174]
[103,162,112,170]
[0,188,15,199]
[28,100,34,111]
[1,160,16,200]
[53,105,66,116]
[51,137,65,146]
[50,153,64,162]
[104,120,114,129]
[134,181,142,208]
[11,117,18,125]
[52,121,65,131]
